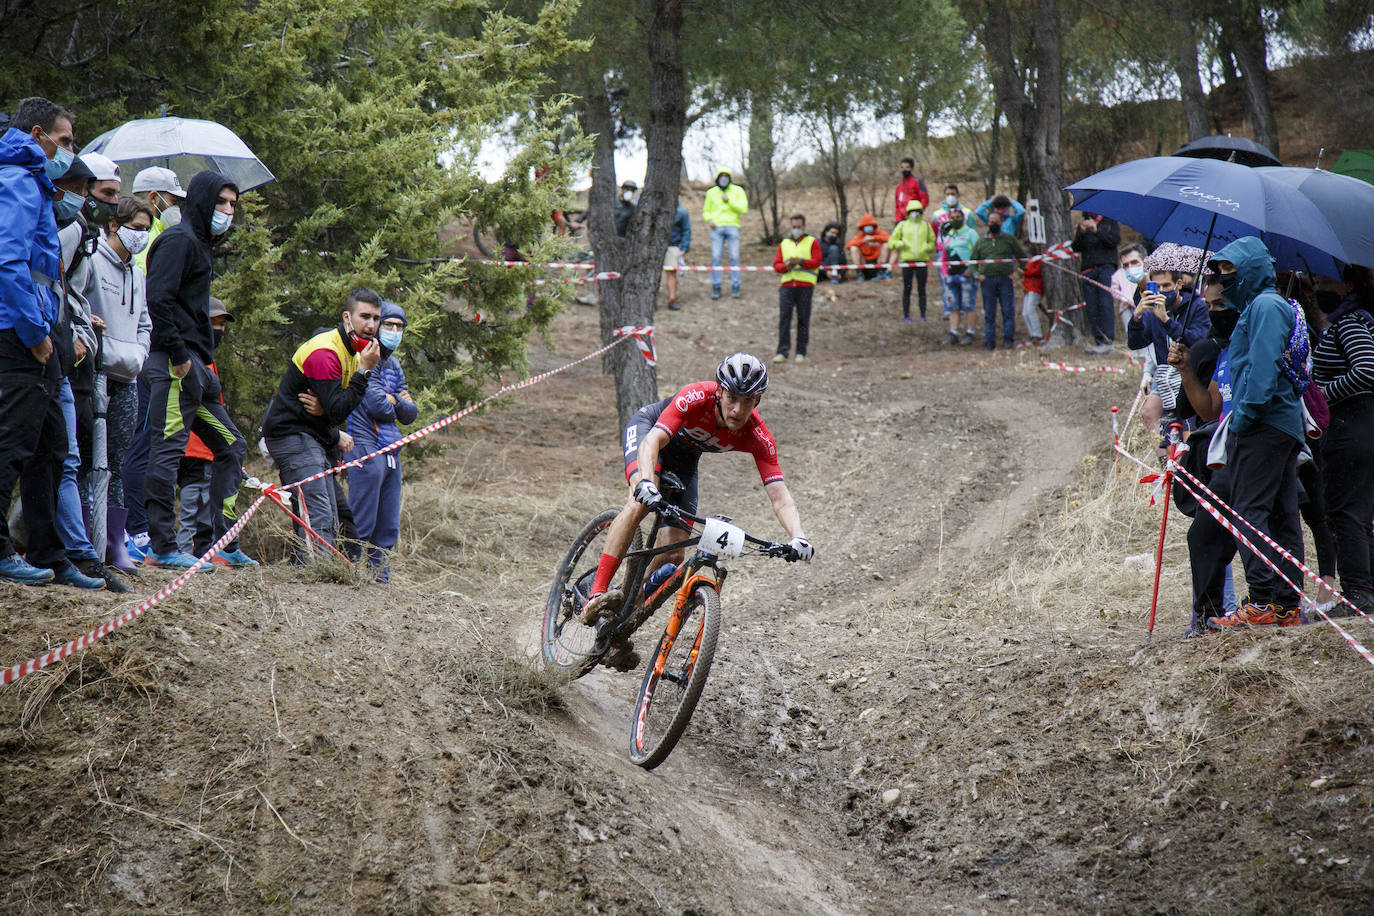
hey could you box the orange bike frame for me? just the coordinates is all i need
[651,569,722,678]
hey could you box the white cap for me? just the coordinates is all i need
[80,152,121,182]
[131,166,186,198]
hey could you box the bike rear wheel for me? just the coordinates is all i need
[628,583,721,769]
[541,509,642,677]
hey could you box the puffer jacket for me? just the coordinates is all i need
[85,237,151,382]
[346,301,417,453]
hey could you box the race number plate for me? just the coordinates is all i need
[698,517,745,559]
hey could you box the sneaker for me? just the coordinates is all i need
[145,551,214,573]
[794,353,806,363]
[602,640,641,672]
[983,343,995,351]
[1276,605,1302,627]
[775,352,788,362]
[74,557,131,594]
[667,299,681,311]
[580,588,623,625]
[961,331,976,346]
[903,316,911,323]
[711,287,722,300]
[0,554,55,585]
[51,563,105,591]
[217,548,260,567]
[1182,618,1213,639]
[730,288,741,299]
[920,315,927,322]
[944,331,959,345]
[210,554,233,568]
[1208,601,1287,628]
[829,277,840,285]
[125,536,148,563]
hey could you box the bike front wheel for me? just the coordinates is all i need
[628,583,721,769]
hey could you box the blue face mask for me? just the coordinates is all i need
[210,210,233,236]
[378,329,403,351]
[1124,265,1145,284]
[44,144,74,181]
[53,192,84,223]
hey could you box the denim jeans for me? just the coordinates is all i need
[710,225,741,291]
[941,273,976,315]
[58,379,99,560]
[981,275,1015,347]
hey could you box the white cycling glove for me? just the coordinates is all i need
[634,479,662,509]
[788,537,814,562]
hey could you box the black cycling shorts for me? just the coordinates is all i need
[623,401,699,531]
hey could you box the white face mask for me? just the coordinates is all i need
[210,209,233,236]
[909,212,921,222]
[621,190,635,202]
[716,177,729,189]
[160,203,182,227]
[116,225,150,256]
[944,195,958,208]
[789,227,803,239]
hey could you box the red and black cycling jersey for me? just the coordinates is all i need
[638,381,783,486]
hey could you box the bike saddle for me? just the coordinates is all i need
[658,471,686,502]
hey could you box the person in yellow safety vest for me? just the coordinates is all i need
[702,168,748,300]
[887,199,938,322]
[130,167,186,273]
[772,213,822,362]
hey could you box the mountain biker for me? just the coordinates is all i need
[580,353,814,632]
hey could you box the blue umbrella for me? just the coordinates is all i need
[1253,166,1374,271]
[1066,156,1350,277]
[1173,135,1281,168]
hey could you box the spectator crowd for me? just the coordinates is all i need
[1,97,415,590]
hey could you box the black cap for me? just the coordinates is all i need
[59,155,97,183]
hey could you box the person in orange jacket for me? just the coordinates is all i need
[845,214,890,281]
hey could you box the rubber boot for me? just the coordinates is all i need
[105,507,139,575]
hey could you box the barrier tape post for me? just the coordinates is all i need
[1110,406,1120,474]
[1147,423,1183,637]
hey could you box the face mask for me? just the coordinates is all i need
[901,169,912,178]
[54,192,84,223]
[84,196,118,227]
[909,213,920,222]
[944,195,957,208]
[1124,265,1145,284]
[862,225,875,235]
[1161,290,1178,310]
[621,190,635,202]
[160,203,182,227]
[1217,271,1242,306]
[116,225,150,256]
[950,219,963,230]
[378,329,403,350]
[212,328,225,349]
[44,144,74,181]
[210,210,233,236]
[1315,290,1345,314]
[789,227,803,239]
[988,223,1002,235]
[1209,308,1239,339]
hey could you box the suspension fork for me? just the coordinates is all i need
[653,566,724,678]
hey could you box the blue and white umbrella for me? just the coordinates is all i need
[84,117,276,193]
[1066,156,1352,278]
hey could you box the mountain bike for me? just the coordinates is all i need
[541,474,800,769]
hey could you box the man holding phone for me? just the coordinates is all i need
[1126,266,1211,455]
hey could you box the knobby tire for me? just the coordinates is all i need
[628,584,721,769]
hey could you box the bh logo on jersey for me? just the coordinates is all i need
[624,424,639,459]
[681,426,728,452]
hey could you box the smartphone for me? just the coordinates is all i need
[1144,281,1159,295]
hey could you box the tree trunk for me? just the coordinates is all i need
[746,92,781,245]
[587,0,687,433]
[983,0,1078,342]
[984,100,1002,199]
[1169,5,1210,142]
[1224,2,1279,158]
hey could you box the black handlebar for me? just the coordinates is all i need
[655,503,801,562]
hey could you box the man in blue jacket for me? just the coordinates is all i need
[1203,237,1306,629]
[664,199,691,311]
[345,301,418,582]
[0,97,106,587]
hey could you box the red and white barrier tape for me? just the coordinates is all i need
[2,494,270,686]
[615,325,656,366]
[282,332,640,493]
[1042,361,1127,374]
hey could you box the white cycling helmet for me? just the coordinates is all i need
[716,352,769,398]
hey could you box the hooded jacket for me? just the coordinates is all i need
[0,127,61,353]
[346,301,418,454]
[846,214,890,261]
[1211,236,1303,442]
[702,170,748,228]
[888,201,936,262]
[145,169,237,366]
[85,236,152,383]
[261,322,371,450]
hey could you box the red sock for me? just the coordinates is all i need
[590,553,622,595]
